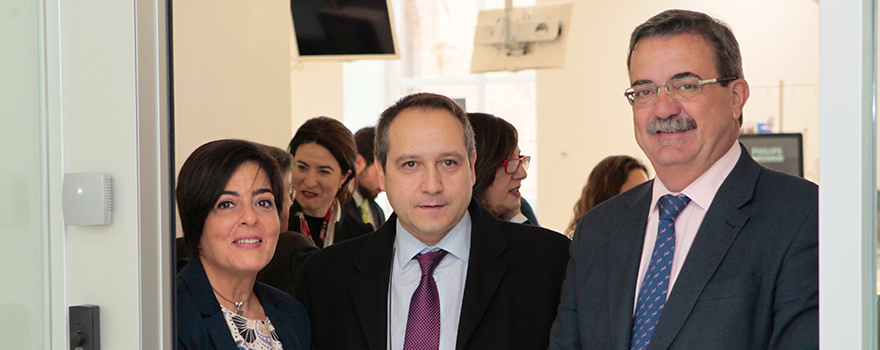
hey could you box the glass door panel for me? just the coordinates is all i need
[0,0,47,347]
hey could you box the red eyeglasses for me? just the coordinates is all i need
[499,156,531,174]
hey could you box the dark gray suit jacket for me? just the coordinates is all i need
[549,144,818,349]
[297,198,571,350]
[342,196,386,231]
[257,231,319,298]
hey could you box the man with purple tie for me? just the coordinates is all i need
[297,92,570,350]
[549,9,818,350]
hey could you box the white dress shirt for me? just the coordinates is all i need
[389,213,471,350]
[634,142,740,310]
[508,213,529,224]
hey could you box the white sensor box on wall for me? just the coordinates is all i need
[63,173,113,226]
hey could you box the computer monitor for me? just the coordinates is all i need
[738,133,804,177]
[291,0,399,61]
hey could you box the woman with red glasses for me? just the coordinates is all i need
[468,112,533,224]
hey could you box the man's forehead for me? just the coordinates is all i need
[629,33,718,83]
[387,107,466,147]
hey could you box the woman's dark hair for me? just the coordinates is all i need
[468,112,519,203]
[567,156,648,236]
[176,139,285,258]
[288,116,357,205]
[266,145,294,176]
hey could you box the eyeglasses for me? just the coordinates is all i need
[499,156,530,174]
[624,77,737,106]
[288,187,296,203]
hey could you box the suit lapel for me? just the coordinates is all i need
[180,258,238,350]
[350,216,397,350]
[257,284,294,347]
[608,182,653,350]
[648,145,758,350]
[455,200,508,350]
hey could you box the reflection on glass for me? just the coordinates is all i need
[0,0,46,348]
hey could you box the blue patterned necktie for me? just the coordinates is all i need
[631,194,691,350]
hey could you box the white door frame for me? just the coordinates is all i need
[45,0,172,348]
[819,0,877,348]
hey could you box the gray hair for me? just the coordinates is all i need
[628,9,743,84]
[628,10,744,123]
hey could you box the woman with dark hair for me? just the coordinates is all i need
[288,116,371,248]
[257,146,319,298]
[565,155,648,236]
[176,139,310,350]
[468,112,532,223]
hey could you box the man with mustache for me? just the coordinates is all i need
[297,92,571,350]
[550,10,818,350]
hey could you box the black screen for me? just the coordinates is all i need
[738,133,804,177]
[292,0,396,56]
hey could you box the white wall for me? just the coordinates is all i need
[535,0,819,233]
[291,60,345,131]
[284,1,820,234]
[173,0,293,167]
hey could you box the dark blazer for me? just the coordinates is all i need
[177,257,311,350]
[549,144,818,349]
[288,200,373,247]
[296,198,571,350]
[257,231,320,298]
[342,196,387,230]
[334,201,374,243]
[520,197,539,226]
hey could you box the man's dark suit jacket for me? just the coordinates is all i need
[177,257,311,350]
[296,198,571,350]
[549,144,818,349]
[343,195,387,230]
[257,231,320,298]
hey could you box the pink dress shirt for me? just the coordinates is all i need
[634,142,741,311]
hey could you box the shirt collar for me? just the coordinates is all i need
[394,211,472,269]
[352,190,366,207]
[651,141,741,212]
[508,213,528,224]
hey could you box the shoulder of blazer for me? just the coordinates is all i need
[177,257,222,317]
[304,215,395,273]
[255,280,308,324]
[718,143,817,211]
[334,205,373,242]
[467,199,572,261]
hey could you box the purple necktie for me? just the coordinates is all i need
[631,194,691,350]
[403,249,449,350]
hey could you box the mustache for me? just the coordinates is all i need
[647,116,697,134]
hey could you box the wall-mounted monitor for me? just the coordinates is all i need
[291,0,399,61]
[738,133,804,177]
